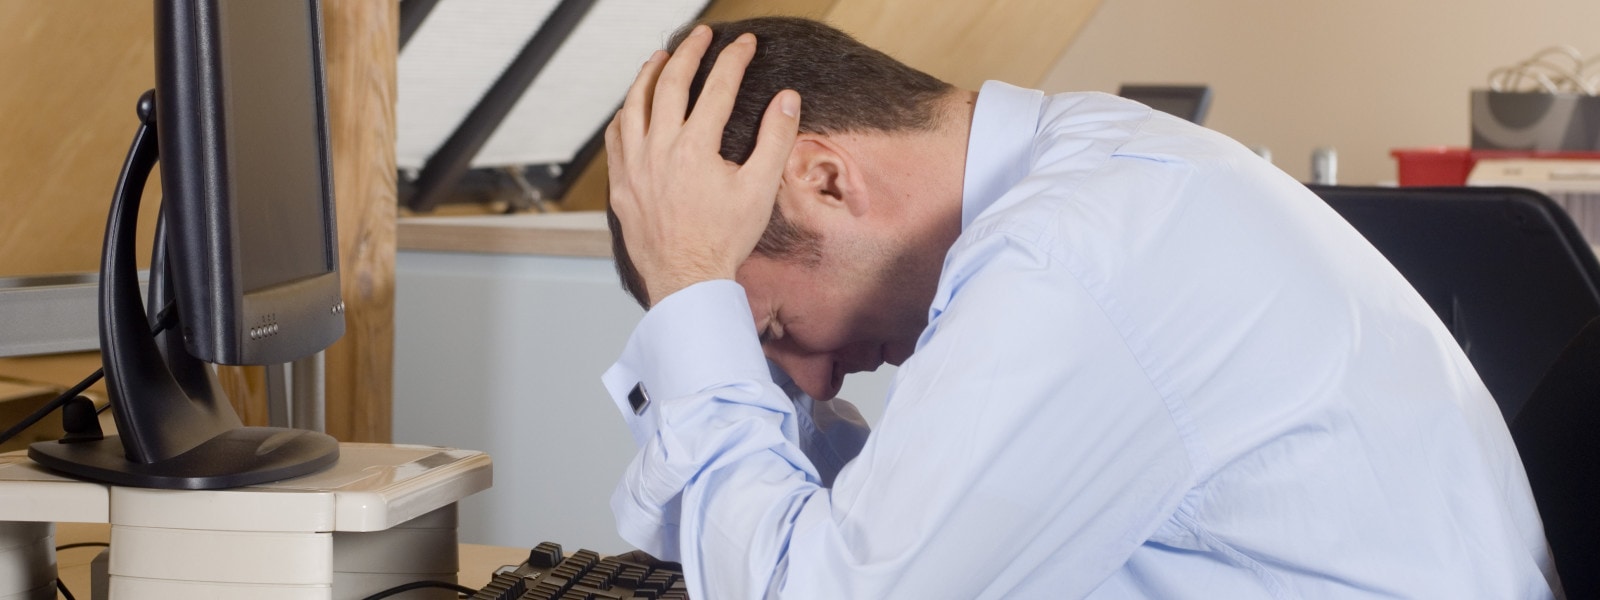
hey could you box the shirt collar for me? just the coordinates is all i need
[961,80,1044,230]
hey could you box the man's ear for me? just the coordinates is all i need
[780,135,869,218]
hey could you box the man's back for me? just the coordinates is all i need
[598,16,1556,596]
[937,82,1557,597]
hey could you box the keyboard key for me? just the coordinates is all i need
[468,572,526,600]
[469,542,690,600]
[528,542,565,569]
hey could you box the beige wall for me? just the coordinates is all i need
[1041,0,1600,185]
[0,1,160,277]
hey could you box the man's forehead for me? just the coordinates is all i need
[736,256,820,319]
[735,256,785,302]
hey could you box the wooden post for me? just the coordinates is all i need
[320,0,399,443]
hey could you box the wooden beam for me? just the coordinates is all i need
[320,0,399,443]
[701,0,838,21]
[826,0,1101,91]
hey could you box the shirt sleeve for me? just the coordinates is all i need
[601,233,1196,598]
[770,362,871,488]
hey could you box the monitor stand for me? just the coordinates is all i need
[29,91,340,490]
[0,442,491,599]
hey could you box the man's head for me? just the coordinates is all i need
[608,17,954,308]
[607,17,972,400]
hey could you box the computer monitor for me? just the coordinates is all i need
[162,0,345,366]
[29,0,343,489]
[1117,84,1213,125]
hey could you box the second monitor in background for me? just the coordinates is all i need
[1118,84,1212,125]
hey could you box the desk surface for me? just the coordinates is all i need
[54,522,531,596]
[397,211,611,258]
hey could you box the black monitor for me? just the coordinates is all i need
[1117,84,1213,125]
[162,0,345,365]
[29,0,343,489]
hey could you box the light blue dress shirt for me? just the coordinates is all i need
[601,81,1558,598]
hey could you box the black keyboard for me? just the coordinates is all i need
[471,541,689,600]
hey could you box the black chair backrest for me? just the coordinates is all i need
[1310,185,1600,423]
[1313,185,1600,595]
[1511,316,1600,599]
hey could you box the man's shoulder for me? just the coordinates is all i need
[1036,92,1247,171]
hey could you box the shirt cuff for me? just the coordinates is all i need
[602,280,777,445]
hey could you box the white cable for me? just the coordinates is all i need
[1488,46,1598,95]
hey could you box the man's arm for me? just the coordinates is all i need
[604,235,1196,598]
[604,24,800,306]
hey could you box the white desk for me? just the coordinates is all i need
[52,525,534,600]
[0,443,491,600]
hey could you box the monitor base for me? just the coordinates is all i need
[28,426,338,490]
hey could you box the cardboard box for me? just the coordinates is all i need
[1472,90,1600,151]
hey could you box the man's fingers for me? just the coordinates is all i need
[604,113,628,196]
[651,24,712,133]
[742,90,802,182]
[604,112,621,167]
[619,50,667,143]
[685,33,756,139]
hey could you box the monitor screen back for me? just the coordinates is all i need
[219,0,333,293]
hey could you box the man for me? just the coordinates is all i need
[601,17,1557,599]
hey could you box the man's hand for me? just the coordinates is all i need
[605,25,801,306]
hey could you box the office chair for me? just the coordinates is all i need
[1511,316,1600,599]
[1310,185,1600,423]
[1311,185,1600,595]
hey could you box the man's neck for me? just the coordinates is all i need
[846,89,977,250]
[903,89,978,253]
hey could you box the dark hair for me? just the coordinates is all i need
[607,17,954,308]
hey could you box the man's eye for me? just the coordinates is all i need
[759,314,784,344]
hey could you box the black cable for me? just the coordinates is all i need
[53,542,110,600]
[56,541,110,552]
[0,302,177,446]
[0,369,103,446]
[360,580,477,599]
